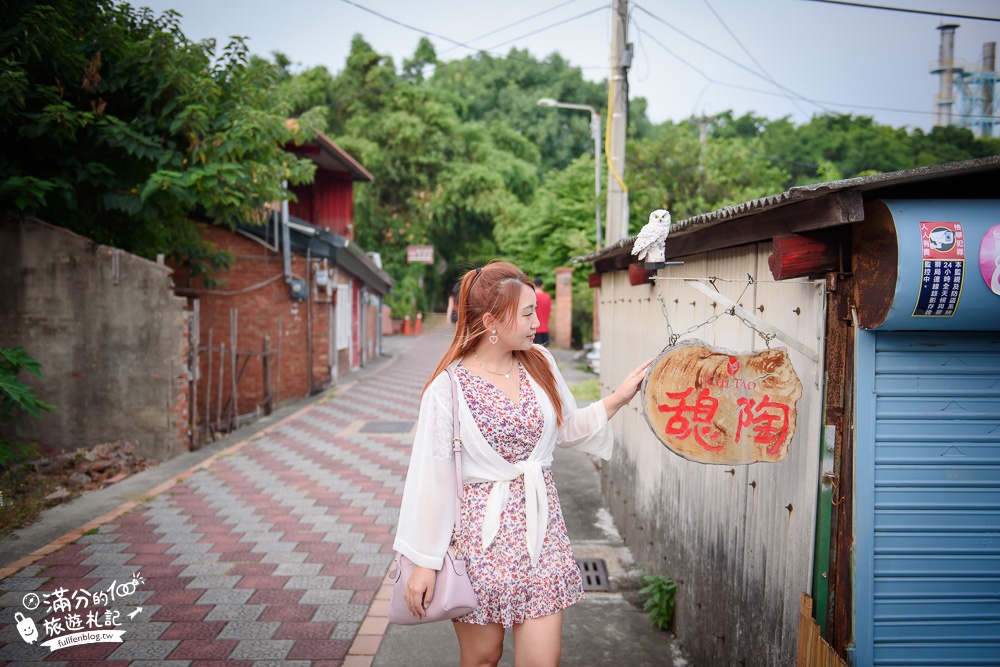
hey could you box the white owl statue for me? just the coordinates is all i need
[632,209,671,267]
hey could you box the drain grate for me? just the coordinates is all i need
[576,558,610,591]
[359,421,413,433]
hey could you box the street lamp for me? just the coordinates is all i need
[537,97,602,250]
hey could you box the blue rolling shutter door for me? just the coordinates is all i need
[870,331,1000,665]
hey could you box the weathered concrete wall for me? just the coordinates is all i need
[597,244,825,667]
[0,217,190,461]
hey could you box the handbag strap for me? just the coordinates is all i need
[444,367,463,536]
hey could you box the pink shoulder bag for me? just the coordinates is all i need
[387,368,478,625]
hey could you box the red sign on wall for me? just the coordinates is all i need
[641,340,803,464]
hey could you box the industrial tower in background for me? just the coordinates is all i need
[932,24,998,137]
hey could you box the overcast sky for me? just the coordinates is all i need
[133,0,999,132]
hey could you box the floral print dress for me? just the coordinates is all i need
[452,364,585,627]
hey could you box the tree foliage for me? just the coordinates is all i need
[5,5,998,339]
[0,0,325,276]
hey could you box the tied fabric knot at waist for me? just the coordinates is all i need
[480,460,550,567]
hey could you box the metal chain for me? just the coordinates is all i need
[655,275,776,348]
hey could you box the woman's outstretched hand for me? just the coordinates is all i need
[602,358,655,419]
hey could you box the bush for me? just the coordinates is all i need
[639,574,677,631]
[0,347,56,469]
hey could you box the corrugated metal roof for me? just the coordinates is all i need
[239,216,394,294]
[576,155,1000,264]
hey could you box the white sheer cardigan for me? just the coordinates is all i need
[392,345,613,570]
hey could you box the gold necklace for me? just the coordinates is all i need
[474,351,514,379]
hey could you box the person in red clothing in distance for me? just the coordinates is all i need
[533,277,552,347]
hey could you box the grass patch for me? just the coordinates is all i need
[0,465,68,536]
[570,378,601,403]
[82,527,99,536]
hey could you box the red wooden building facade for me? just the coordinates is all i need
[170,133,392,440]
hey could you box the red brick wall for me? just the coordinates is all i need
[554,267,574,348]
[170,227,330,426]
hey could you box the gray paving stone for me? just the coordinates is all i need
[156,530,205,543]
[250,542,297,554]
[7,662,66,667]
[250,661,311,667]
[78,532,121,543]
[216,621,280,640]
[302,516,346,528]
[228,522,275,533]
[283,575,337,590]
[186,575,241,590]
[271,563,322,577]
[348,553,394,566]
[167,551,220,565]
[289,505,327,515]
[165,542,212,555]
[311,603,370,621]
[324,531,364,544]
[298,589,353,606]
[196,588,254,605]
[239,532,285,543]
[121,661,191,667]
[0,576,49,591]
[86,565,147,580]
[337,542,382,554]
[259,551,308,564]
[203,604,265,621]
[341,492,376,501]
[107,638,180,660]
[367,563,393,578]
[118,620,170,640]
[330,621,360,639]
[150,522,198,534]
[178,563,233,577]
[81,552,135,566]
[81,542,130,553]
[228,639,294,661]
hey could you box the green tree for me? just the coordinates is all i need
[0,0,324,278]
[427,48,616,174]
[627,120,789,229]
[497,155,598,342]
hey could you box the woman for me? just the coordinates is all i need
[393,262,652,667]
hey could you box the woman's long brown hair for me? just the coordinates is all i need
[424,261,564,425]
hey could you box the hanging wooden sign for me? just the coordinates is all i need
[640,340,803,464]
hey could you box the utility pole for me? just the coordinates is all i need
[605,0,630,245]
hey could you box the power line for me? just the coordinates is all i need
[634,25,935,119]
[484,6,607,51]
[632,4,828,112]
[338,0,478,52]
[439,0,587,55]
[803,0,1000,23]
[329,0,610,109]
[701,0,820,116]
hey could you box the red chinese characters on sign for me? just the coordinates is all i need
[735,395,790,454]
[641,341,803,464]
[658,387,723,451]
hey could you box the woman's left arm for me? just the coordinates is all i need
[549,350,653,455]
[601,358,654,420]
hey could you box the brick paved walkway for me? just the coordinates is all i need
[0,331,451,666]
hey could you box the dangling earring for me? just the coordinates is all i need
[489,329,499,345]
